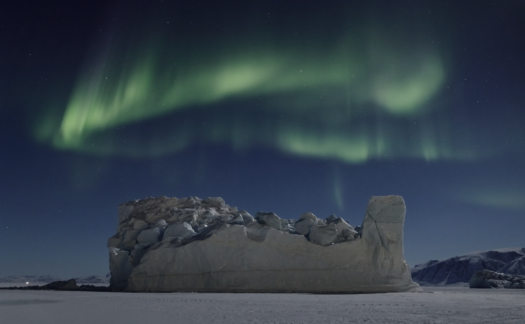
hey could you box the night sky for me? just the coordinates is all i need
[1,0,524,279]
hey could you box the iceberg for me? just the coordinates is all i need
[108,195,421,293]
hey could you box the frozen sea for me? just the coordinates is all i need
[1,286,524,323]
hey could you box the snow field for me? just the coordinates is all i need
[1,287,524,324]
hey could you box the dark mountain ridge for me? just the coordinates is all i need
[411,247,525,286]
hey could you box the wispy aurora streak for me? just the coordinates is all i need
[36,8,460,163]
[458,188,525,211]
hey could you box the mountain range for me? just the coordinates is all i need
[411,247,525,286]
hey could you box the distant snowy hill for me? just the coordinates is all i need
[411,247,525,286]
[74,275,109,284]
[0,275,109,284]
[0,275,61,284]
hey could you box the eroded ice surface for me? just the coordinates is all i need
[108,195,420,293]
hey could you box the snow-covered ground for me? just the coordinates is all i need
[1,287,524,324]
[0,283,109,288]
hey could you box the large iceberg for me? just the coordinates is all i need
[108,195,421,293]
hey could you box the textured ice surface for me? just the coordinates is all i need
[108,195,420,293]
[2,287,525,324]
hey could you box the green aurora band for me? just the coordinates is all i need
[36,14,470,163]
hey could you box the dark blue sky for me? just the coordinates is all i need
[1,0,524,278]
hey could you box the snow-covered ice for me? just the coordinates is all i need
[1,287,524,324]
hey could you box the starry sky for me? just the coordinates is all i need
[1,0,524,279]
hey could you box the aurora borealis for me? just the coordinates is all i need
[37,0,450,162]
[1,0,524,278]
